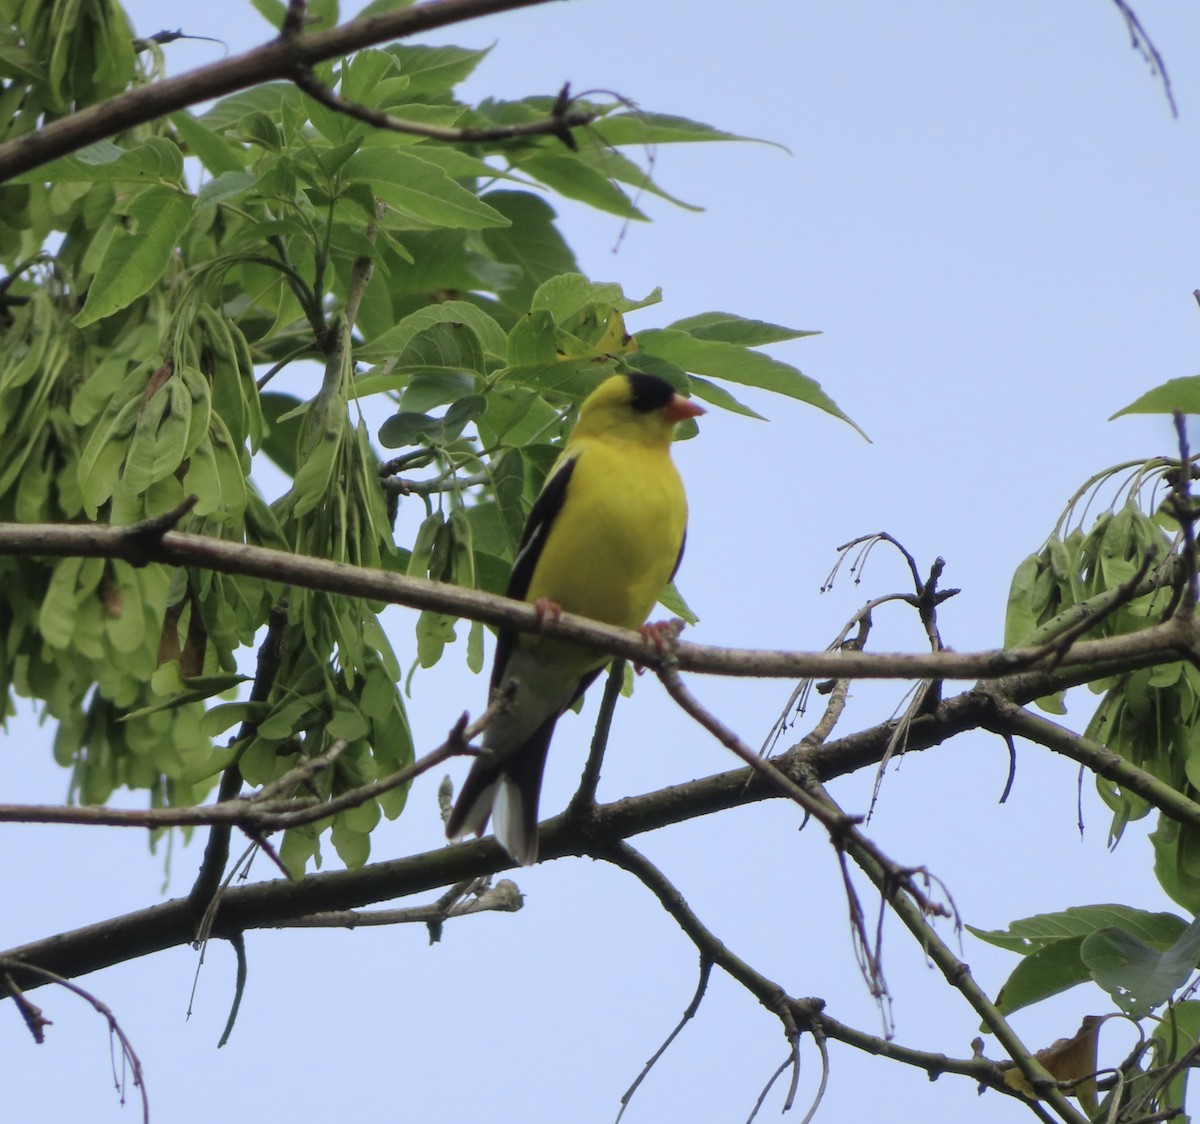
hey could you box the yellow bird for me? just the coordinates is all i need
[445,372,704,865]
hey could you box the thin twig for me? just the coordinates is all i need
[189,602,288,921]
[568,659,626,816]
[291,66,595,148]
[616,956,713,1123]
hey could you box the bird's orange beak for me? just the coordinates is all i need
[664,394,706,423]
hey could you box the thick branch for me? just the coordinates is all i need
[1,520,1194,683]
[0,662,1138,996]
[0,0,559,182]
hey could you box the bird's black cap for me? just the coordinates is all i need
[625,372,678,413]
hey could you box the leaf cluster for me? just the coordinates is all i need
[0,9,849,872]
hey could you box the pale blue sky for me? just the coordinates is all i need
[3,2,1199,1121]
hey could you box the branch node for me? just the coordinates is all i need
[124,496,198,565]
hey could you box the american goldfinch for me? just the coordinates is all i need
[445,372,704,865]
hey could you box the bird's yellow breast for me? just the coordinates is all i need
[525,434,687,632]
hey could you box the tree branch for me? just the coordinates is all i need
[980,697,1200,831]
[0,0,562,182]
[1,520,1195,684]
[269,877,522,928]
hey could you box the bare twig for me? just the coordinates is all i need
[616,956,713,1123]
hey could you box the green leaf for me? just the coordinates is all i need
[357,105,467,147]
[968,904,1188,953]
[398,371,478,413]
[378,411,437,449]
[14,137,183,185]
[636,327,866,438]
[415,609,456,667]
[74,186,192,327]
[356,0,417,15]
[195,171,258,209]
[330,816,371,869]
[490,447,526,550]
[378,395,485,448]
[202,83,300,132]
[466,619,484,674]
[340,149,509,229]
[1152,1000,1200,1112]
[991,936,1092,1017]
[170,110,248,175]
[356,301,507,366]
[669,311,819,347]
[479,191,579,315]
[279,824,320,877]
[382,44,491,97]
[1081,916,1200,1018]
[519,153,646,220]
[1111,376,1200,419]
[1004,553,1043,647]
[687,375,767,420]
[584,109,773,148]
[505,308,562,366]
[250,0,287,29]
[658,580,699,626]
[260,393,305,479]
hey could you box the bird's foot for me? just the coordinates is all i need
[634,618,685,674]
[533,597,563,629]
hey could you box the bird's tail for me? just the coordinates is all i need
[445,715,558,866]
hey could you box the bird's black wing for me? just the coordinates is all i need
[490,454,578,691]
[669,528,687,583]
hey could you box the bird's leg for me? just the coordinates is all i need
[533,597,563,629]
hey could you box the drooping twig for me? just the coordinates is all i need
[216,932,247,1048]
[0,959,150,1124]
[1109,0,1178,116]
